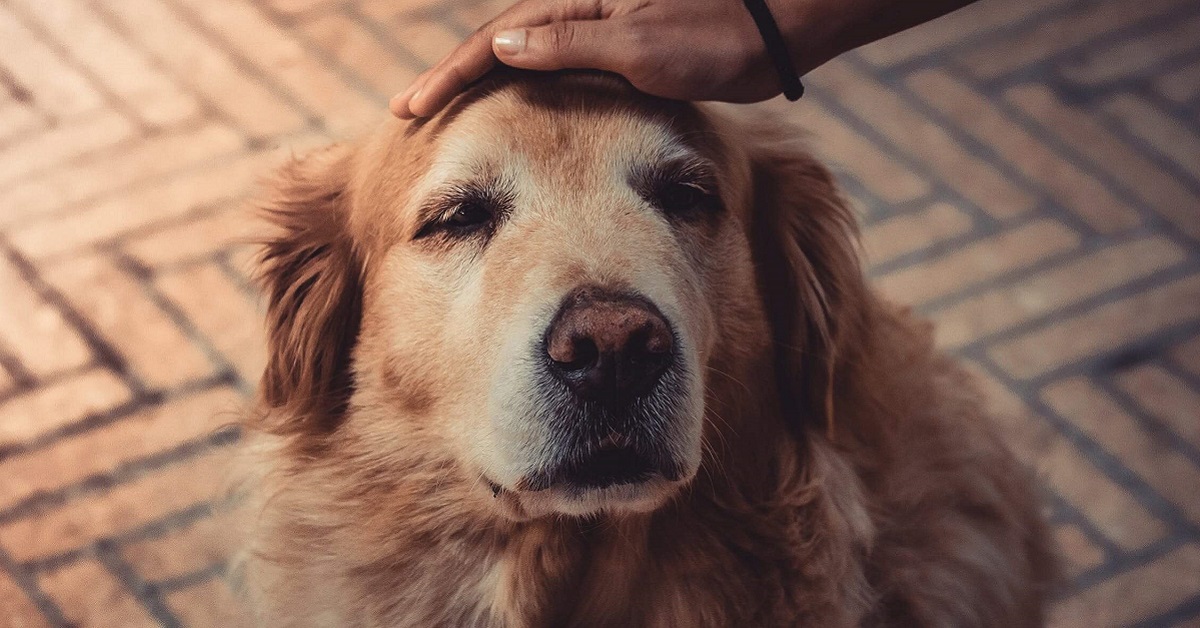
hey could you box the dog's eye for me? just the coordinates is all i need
[414,193,505,241]
[656,182,710,214]
[445,201,494,230]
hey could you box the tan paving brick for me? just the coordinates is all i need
[170,0,382,136]
[122,506,237,583]
[1050,544,1200,627]
[0,98,43,145]
[156,264,266,385]
[876,219,1079,305]
[933,236,1187,348]
[1115,365,1200,449]
[302,11,420,97]
[0,387,241,509]
[806,60,1037,218]
[0,122,243,227]
[908,70,1139,232]
[40,256,214,388]
[961,0,1195,79]
[1059,14,1200,86]
[862,203,974,266]
[988,275,1200,379]
[803,100,932,204]
[1043,378,1200,523]
[1054,523,1105,578]
[1155,57,1200,104]
[970,365,1168,550]
[38,560,157,628]
[361,0,453,23]
[0,446,235,562]
[450,0,521,30]
[165,578,251,628]
[1006,84,1200,241]
[0,369,131,448]
[8,151,270,260]
[856,0,1068,66]
[0,110,136,186]
[93,0,307,138]
[8,0,199,128]
[267,0,336,14]
[123,206,265,267]
[393,19,462,68]
[0,7,103,117]
[0,569,51,628]
[1102,94,1200,181]
[0,256,92,378]
[1173,336,1200,378]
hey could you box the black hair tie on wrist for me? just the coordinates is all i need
[742,0,805,101]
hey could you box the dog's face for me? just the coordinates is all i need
[257,73,862,520]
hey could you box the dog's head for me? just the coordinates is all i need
[254,72,866,519]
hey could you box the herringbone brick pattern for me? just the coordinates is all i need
[0,0,1197,625]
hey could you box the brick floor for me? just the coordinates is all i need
[0,0,1197,625]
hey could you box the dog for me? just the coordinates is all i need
[234,71,1056,627]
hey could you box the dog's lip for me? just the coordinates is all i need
[514,440,679,493]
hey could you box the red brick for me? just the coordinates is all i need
[0,369,131,448]
[0,122,243,227]
[969,365,1167,550]
[933,236,1186,348]
[803,100,932,204]
[876,219,1079,305]
[165,578,251,628]
[1102,94,1200,181]
[0,257,92,378]
[302,11,420,97]
[1043,378,1200,523]
[40,256,214,388]
[8,151,271,259]
[8,0,199,128]
[38,560,157,628]
[1059,14,1200,85]
[0,110,136,186]
[156,264,266,385]
[1050,544,1200,627]
[1006,84,1200,241]
[0,569,51,628]
[806,60,1036,218]
[0,387,241,509]
[1115,365,1200,450]
[0,7,103,117]
[862,203,973,266]
[93,0,306,138]
[961,0,1194,79]
[123,206,266,267]
[908,70,1139,232]
[121,506,238,583]
[171,0,382,137]
[988,275,1200,379]
[0,446,235,562]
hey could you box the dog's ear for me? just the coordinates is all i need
[746,128,871,441]
[254,146,363,435]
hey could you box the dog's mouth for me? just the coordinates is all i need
[512,434,675,493]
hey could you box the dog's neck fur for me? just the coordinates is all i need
[251,342,877,628]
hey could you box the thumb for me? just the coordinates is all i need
[492,21,627,72]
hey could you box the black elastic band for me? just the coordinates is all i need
[742,0,805,101]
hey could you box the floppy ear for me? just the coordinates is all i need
[254,146,363,435]
[746,129,871,441]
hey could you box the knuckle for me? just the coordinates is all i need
[546,23,576,53]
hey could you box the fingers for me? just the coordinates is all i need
[491,19,629,72]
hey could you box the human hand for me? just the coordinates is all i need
[389,0,829,119]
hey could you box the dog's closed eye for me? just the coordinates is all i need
[414,183,512,242]
[633,159,722,220]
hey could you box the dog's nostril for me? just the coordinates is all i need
[545,287,675,403]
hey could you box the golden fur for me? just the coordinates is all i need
[235,72,1056,627]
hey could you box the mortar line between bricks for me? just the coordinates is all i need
[1090,373,1200,470]
[214,251,261,301]
[151,561,228,595]
[0,64,54,127]
[2,0,152,134]
[0,339,36,389]
[95,541,181,627]
[1085,92,1200,193]
[1159,356,1200,394]
[0,543,70,627]
[0,360,101,405]
[969,352,1200,539]
[1045,44,1200,107]
[1069,533,1191,594]
[0,426,240,526]
[0,236,150,396]
[344,5,442,74]
[1130,590,1200,628]
[1041,488,1124,564]
[151,0,325,128]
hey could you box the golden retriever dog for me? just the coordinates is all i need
[235,71,1056,627]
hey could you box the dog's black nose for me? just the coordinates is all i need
[545,288,674,403]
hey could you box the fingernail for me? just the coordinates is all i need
[494,29,526,55]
